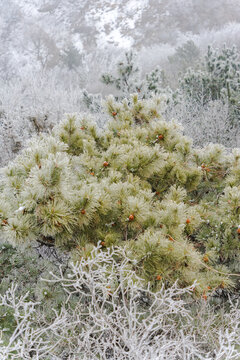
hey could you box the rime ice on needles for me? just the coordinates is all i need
[0,95,239,294]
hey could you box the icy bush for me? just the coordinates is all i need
[0,245,239,360]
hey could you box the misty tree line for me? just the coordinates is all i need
[1,41,240,167]
[1,0,240,77]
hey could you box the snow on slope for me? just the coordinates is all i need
[13,0,150,50]
[84,0,149,48]
[1,0,240,77]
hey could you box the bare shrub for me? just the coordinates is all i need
[0,245,239,359]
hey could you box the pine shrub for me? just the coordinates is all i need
[179,44,240,127]
[0,95,239,295]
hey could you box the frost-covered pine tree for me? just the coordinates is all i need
[101,51,165,99]
[0,95,239,295]
[180,45,240,111]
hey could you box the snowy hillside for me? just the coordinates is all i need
[1,0,240,77]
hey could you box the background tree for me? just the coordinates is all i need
[168,40,201,75]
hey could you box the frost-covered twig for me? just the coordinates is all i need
[0,245,239,359]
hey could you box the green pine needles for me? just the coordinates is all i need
[0,95,239,295]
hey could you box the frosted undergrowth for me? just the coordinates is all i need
[0,245,239,360]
